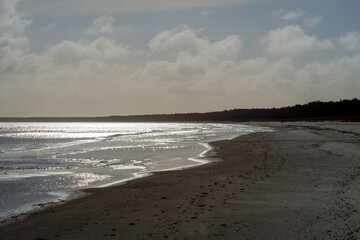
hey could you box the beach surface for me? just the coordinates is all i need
[1,122,360,239]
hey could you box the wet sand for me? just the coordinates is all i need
[1,122,360,239]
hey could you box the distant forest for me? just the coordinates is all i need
[1,98,360,122]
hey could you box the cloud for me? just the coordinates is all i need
[82,15,135,38]
[0,34,38,73]
[204,35,242,62]
[0,33,142,74]
[0,9,359,117]
[276,9,322,28]
[19,0,259,16]
[262,25,333,56]
[0,0,32,35]
[136,27,242,93]
[44,37,142,65]
[303,16,322,28]
[276,9,306,21]
[338,31,360,51]
[149,26,242,63]
[295,53,360,99]
[149,26,208,56]
[4,48,359,116]
[83,15,115,35]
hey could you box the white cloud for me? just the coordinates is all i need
[0,1,36,74]
[276,9,306,21]
[303,16,322,28]
[0,33,141,74]
[262,25,333,56]
[0,0,32,35]
[295,53,360,99]
[338,31,360,51]
[82,15,135,38]
[221,57,270,76]
[135,27,242,91]
[149,26,242,63]
[44,37,141,65]
[0,34,38,73]
[204,35,242,61]
[276,9,323,28]
[149,26,208,56]
[84,15,115,35]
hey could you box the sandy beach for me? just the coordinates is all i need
[0,122,359,239]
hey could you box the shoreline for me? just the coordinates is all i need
[1,122,359,239]
[0,136,223,224]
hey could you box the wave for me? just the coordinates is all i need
[0,171,72,181]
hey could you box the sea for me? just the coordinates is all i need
[0,122,268,219]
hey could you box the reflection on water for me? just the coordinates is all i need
[0,122,269,218]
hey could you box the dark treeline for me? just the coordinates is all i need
[1,98,360,122]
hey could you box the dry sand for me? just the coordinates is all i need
[0,122,359,239]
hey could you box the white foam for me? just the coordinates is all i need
[96,142,214,187]
[0,171,72,181]
[199,143,213,157]
[151,142,213,172]
[97,172,152,188]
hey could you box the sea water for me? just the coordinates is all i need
[0,122,267,219]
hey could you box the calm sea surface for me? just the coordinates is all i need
[0,122,268,219]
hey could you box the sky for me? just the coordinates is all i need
[1,0,360,117]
